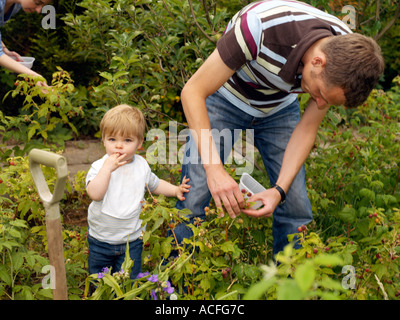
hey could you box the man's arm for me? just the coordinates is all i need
[181,48,245,218]
[242,98,329,217]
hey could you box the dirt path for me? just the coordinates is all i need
[62,139,104,178]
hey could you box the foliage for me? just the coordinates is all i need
[0,0,400,301]
[0,71,85,161]
[0,155,88,300]
[0,211,52,300]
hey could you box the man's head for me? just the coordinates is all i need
[301,33,384,108]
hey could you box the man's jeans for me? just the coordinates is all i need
[87,233,143,279]
[174,91,312,255]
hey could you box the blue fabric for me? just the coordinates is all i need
[0,0,22,56]
[174,91,312,255]
[87,233,143,279]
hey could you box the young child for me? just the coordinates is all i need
[86,104,190,279]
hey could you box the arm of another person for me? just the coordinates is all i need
[242,98,329,217]
[1,41,21,61]
[0,52,42,77]
[180,49,245,218]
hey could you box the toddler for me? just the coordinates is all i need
[86,104,190,279]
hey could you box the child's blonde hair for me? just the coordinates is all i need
[100,104,146,141]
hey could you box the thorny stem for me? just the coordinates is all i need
[393,163,400,195]
[187,0,216,43]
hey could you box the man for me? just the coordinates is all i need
[175,0,384,254]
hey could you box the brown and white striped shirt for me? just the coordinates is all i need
[216,0,352,117]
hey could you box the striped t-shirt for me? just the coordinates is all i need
[216,0,352,116]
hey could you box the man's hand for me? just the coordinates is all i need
[241,187,281,218]
[206,165,245,218]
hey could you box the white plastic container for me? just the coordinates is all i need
[12,56,35,69]
[239,173,266,209]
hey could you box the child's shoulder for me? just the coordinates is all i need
[133,154,150,168]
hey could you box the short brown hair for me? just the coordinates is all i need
[100,104,146,140]
[321,33,384,108]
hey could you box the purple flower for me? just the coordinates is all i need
[101,267,110,273]
[162,280,174,294]
[97,272,104,279]
[148,274,159,283]
[150,290,158,300]
[136,272,150,279]
[164,286,174,294]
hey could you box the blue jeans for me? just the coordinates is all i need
[87,233,143,279]
[175,91,312,255]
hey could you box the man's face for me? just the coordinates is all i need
[301,57,346,109]
[20,0,51,13]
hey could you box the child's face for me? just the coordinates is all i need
[20,0,51,13]
[103,132,143,162]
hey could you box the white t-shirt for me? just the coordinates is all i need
[86,154,160,244]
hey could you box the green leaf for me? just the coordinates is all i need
[251,229,265,244]
[338,206,356,224]
[99,72,113,81]
[313,254,343,266]
[0,265,12,286]
[373,264,387,280]
[243,278,276,300]
[359,188,375,201]
[220,241,235,253]
[102,274,124,297]
[151,217,165,232]
[161,239,172,258]
[11,252,24,271]
[9,220,28,228]
[295,261,315,293]
[277,279,304,300]
[8,228,21,239]
[356,218,369,237]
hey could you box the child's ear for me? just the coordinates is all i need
[138,138,144,149]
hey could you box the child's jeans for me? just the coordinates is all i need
[87,233,143,279]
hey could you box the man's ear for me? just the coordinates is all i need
[311,54,326,68]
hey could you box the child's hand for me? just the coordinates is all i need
[103,153,128,172]
[176,176,190,201]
